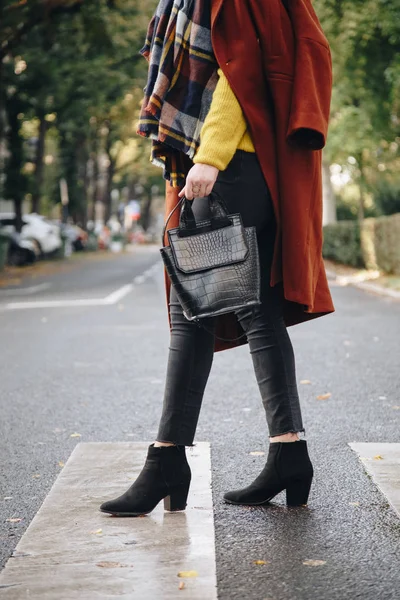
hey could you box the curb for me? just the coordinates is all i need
[326,268,400,301]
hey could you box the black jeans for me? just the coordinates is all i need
[157,150,304,445]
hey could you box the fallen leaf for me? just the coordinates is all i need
[300,380,312,385]
[90,529,103,535]
[179,582,185,590]
[249,451,265,456]
[177,571,198,578]
[6,518,22,523]
[32,474,41,479]
[303,560,326,567]
[349,502,360,507]
[70,432,82,438]
[253,560,269,565]
[58,461,65,468]
[392,406,400,410]
[317,393,331,400]
[97,562,128,568]
[373,455,383,460]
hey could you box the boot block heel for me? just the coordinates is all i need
[286,477,313,506]
[164,484,190,512]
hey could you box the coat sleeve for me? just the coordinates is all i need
[247,0,332,151]
[285,0,333,150]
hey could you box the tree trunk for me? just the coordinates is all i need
[322,160,336,225]
[140,192,153,231]
[103,126,115,224]
[31,113,48,214]
[85,128,99,224]
[5,93,26,232]
[357,152,365,222]
[104,157,115,224]
[0,65,7,205]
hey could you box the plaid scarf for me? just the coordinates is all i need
[137,0,218,187]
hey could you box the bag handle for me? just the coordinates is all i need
[180,190,231,231]
[161,195,186,247]
[161,191,232,247]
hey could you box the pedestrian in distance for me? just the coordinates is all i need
[100,0,334,516]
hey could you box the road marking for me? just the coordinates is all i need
[0,442,217,599]
[133,275,146,285]
[0,283,51,297]
[103,283,134,305]
[1,263,160,311]
[349,443,400,518]
[5,298,109,310]
[3,284,134,310]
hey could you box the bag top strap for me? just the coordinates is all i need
[162,191,231,247]
[161,195,185,248]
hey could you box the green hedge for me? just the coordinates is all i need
[323,221,363,267]
[361,214,400,275]
[323,212,400,274]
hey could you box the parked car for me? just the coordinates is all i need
[7,232,37,266]
[56,222,88,252]
[0,213,62,256]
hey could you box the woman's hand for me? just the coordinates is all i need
[178,163,219,200]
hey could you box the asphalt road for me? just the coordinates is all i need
[1,246,400,599]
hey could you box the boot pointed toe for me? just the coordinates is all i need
[223,490,239,504]
[99,499,118,514]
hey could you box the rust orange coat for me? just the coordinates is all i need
[163,0,335,352]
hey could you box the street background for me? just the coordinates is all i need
[1,0,400,598]
[1,248,400,599]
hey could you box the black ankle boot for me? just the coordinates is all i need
[100,444,191,516]
[223,440,313,507]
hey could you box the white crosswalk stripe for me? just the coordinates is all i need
[0,442,217,599]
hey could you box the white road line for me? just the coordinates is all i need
[133,275,146,285]
[4,284,134,310]
[103,283,134,305]
[349,442,400,518]
[5,298,108,310]
[1,262,160,311]
[0,282,51,297]
[0,442,217,599]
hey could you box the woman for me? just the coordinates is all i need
[100,0,334,516]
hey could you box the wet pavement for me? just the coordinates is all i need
[0,443,216,599]
[0,246,399,599]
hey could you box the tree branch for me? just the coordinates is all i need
[0,0,84,61]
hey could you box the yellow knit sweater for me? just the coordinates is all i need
[193,68,255,170]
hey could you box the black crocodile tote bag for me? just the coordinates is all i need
[160,192,261,341]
